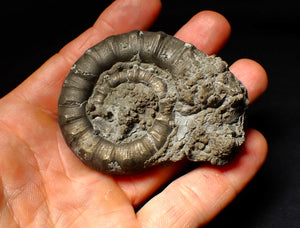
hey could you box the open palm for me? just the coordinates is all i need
[0,0,268,227]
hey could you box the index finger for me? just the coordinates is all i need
[8,0,162,114]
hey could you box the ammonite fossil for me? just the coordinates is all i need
[58,30,249,175]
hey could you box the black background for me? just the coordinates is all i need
[1,0,299,227]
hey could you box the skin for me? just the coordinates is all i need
[0,0,268,227]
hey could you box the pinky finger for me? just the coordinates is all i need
[137,129,268,227]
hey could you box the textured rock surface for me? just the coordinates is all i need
[58,30,249,174]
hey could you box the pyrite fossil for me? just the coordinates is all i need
[58,30,249,175]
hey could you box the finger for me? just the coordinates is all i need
[218,129,268,192]
[8,0,162,114]
[115,161,186,206]
[60,0,162,65]
[137,129,268,227]
[230,58,268,103]
[175,10,231,55]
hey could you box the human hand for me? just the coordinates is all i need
[0,0,268,227]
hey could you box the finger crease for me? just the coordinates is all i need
[94,17,116,35]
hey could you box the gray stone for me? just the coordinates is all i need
[58,30,249,175]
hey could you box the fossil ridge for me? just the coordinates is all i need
[58,30,249,174]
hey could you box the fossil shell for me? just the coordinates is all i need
[58,30,249,175]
